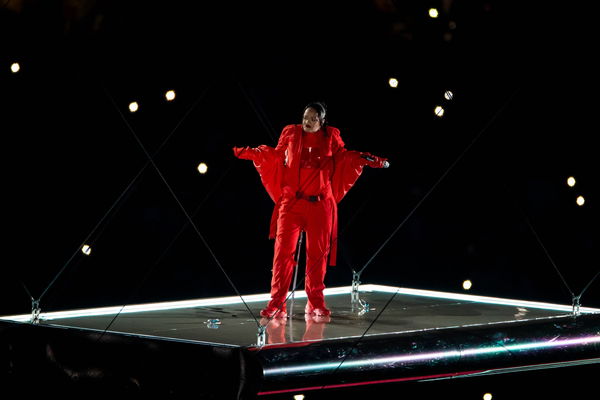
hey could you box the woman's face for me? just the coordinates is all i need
[302,107,322,133]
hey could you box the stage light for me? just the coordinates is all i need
[434,105,445,117]
[81,244,92,256]
[444,90,454,100]
[576,195,585,206]
[567,176,576,187]
[429,8,439,18]
[197,162,208,174]
[129,101,139,113]
[293,395,305,400]
[388,78,399,88]
[165,90,176,101]
[483,393,493,400]
[10,62,20,73]
[462,280,472,290]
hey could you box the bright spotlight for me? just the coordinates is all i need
[444,90,454,100]
[567,176,576,187]
[129,101,139,113]
[429,8,439,18]
[434,105,445,117]
[483,393,493,400]
[576,195,585,206]
[197,162,208,174]
[11,62,20,73]
[293,395,305,400]
[463,280,472,290]
[165,90,176,101]
[81,244,92,256]
[388,78,399,88]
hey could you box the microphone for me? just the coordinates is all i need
[361,154,390,168]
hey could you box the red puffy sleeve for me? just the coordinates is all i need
[328,127,364,203]
[232,125,296,203]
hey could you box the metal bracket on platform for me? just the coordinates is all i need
[351,270,370,316]
[351,270,361,297]
[257,325,267,347]
[572,295,582,316]
[31,299,41,324]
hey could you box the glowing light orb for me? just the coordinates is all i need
[197,162,208,174]
[82,245,92,256]
[129,101,139,113]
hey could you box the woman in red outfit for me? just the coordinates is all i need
[234,102,387,319]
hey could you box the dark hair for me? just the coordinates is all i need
[303,101,328,135]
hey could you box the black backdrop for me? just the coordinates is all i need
[1,1,597,316]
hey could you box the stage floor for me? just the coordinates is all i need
[2,284,598,347]
[2,284,600,398]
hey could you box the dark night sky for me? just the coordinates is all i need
[1,1,597,316]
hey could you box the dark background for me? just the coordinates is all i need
[1,0,597,317]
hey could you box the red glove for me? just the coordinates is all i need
[360,152,389,168]
[233,146,254,160]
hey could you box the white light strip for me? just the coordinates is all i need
[360,284,600,314]
[264,335,600,376]
[0,285,597,323]
[0,292,275,322]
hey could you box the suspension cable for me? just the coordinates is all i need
[102,85,260,327]
[356,88,520,277]
[579,271,600,300]
[237,81,278,142]
[99,163,236,336]
[521,208,575,298]
[318,288,400,390]
[499,177,578,301]
[37,84,210,304]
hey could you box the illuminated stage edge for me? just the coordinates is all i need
[1,285,599,398]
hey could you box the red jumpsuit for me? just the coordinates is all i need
[234,124,386,317]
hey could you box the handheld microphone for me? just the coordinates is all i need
[361,155,390,168]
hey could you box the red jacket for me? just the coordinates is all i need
[235,124,373,265]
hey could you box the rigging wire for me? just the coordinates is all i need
[101,85,261,328]
[36,84,211,305]
[356,87,521,277]
[237,81,278,142]
[318,288,400,389]
[520,205,575,298]
[99,163,236,336]
[499,178,584,302]
[579,271,600,300]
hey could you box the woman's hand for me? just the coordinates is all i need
[360,152,389,168]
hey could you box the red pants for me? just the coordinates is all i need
[265,192,334,312]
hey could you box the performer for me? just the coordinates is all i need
[234,102,388,318]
